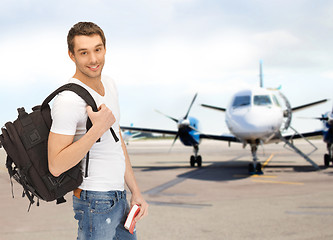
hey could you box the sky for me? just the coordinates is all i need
[0,0,332,136]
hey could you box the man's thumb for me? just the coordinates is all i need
[86,106,93,115]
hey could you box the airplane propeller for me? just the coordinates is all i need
[184,93,198,119]
[155,93,199,148]
[154,109,178,123]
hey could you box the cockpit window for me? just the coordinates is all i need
[253,95,272,106]
[272,95,280,107]
[232,96,251,108]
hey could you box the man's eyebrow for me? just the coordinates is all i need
[77,48,87,52]
[77,44,103,52]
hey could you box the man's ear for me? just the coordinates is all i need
[68,50,76,62]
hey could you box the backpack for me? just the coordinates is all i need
[0,83,119,210]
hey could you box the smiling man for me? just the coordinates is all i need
[47,22,148,240]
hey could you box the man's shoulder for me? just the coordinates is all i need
[54,90,87,109]
[58,90,85,101]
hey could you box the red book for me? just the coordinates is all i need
[124,204,140,234]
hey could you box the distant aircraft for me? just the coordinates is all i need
[121,61,327,174]
[121,124,147,145]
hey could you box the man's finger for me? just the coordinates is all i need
[86,105,93,114]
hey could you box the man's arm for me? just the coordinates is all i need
[120,127,149,221]
[48,104,115,177]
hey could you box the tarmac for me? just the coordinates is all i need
[1,139,333,240]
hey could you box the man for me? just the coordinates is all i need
[48,22,148,239]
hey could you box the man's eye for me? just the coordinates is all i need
[96,48,101,52]
[81,52,87,55]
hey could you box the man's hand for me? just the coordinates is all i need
[86,104,116,136]
[131,193,149,222]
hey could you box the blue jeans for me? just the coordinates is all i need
[73,190,137,240]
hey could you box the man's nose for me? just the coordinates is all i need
[89,52,98,63]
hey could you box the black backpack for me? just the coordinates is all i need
[0,83,119,210]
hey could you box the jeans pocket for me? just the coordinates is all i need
[91,199,115,214]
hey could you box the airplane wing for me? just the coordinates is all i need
[291,99,328,112]
[120,126,240,142]
[201,104,226,112]
[120,126,178,135]
[199,133,240,142]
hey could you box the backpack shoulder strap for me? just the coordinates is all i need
[41,83,119,142]
[41,83,98,111]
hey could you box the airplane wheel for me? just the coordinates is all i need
[324,154,330,167]
[248,163,255,174]
[197,156,202,167]
[256,162,263,174]
[190,156,195,167]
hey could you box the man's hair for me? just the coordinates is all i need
[67,22,106,54]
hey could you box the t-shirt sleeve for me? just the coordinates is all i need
[50,91,87,135]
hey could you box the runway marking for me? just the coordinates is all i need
[251,179,304,185]
[233,174,277,178]
[262,153,274,168]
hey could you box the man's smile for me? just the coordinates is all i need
[88,65,100,71]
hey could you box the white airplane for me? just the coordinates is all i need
[121,62,327,174]
[201,61,327,173]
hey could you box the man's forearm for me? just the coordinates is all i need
[48,125,106,177]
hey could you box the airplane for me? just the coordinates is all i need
[121,61,327,173]
[121,124,147,145]
[201,61,327,173]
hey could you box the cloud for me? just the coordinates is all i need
[107,32,258,88]
[0,28,72,87]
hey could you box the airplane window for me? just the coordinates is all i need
[253,95,272,106]
[232,96,250,108]
[272,95,281,106]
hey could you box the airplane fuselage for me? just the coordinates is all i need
[225,88,283,143]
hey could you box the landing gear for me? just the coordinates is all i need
[190,146,202,167]
[249,144,263,175]
[324,143,333,167]
[324,154,331,167]
[248,162,263,175]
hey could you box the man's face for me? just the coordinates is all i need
[69,34,106,81]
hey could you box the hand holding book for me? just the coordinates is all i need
[124,204,141,234]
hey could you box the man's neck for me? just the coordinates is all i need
[73,72,105,96]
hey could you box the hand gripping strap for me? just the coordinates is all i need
[41,83,119,142]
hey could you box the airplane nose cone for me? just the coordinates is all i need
[227,106,283,140]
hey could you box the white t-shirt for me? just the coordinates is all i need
[50,76,125,191]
